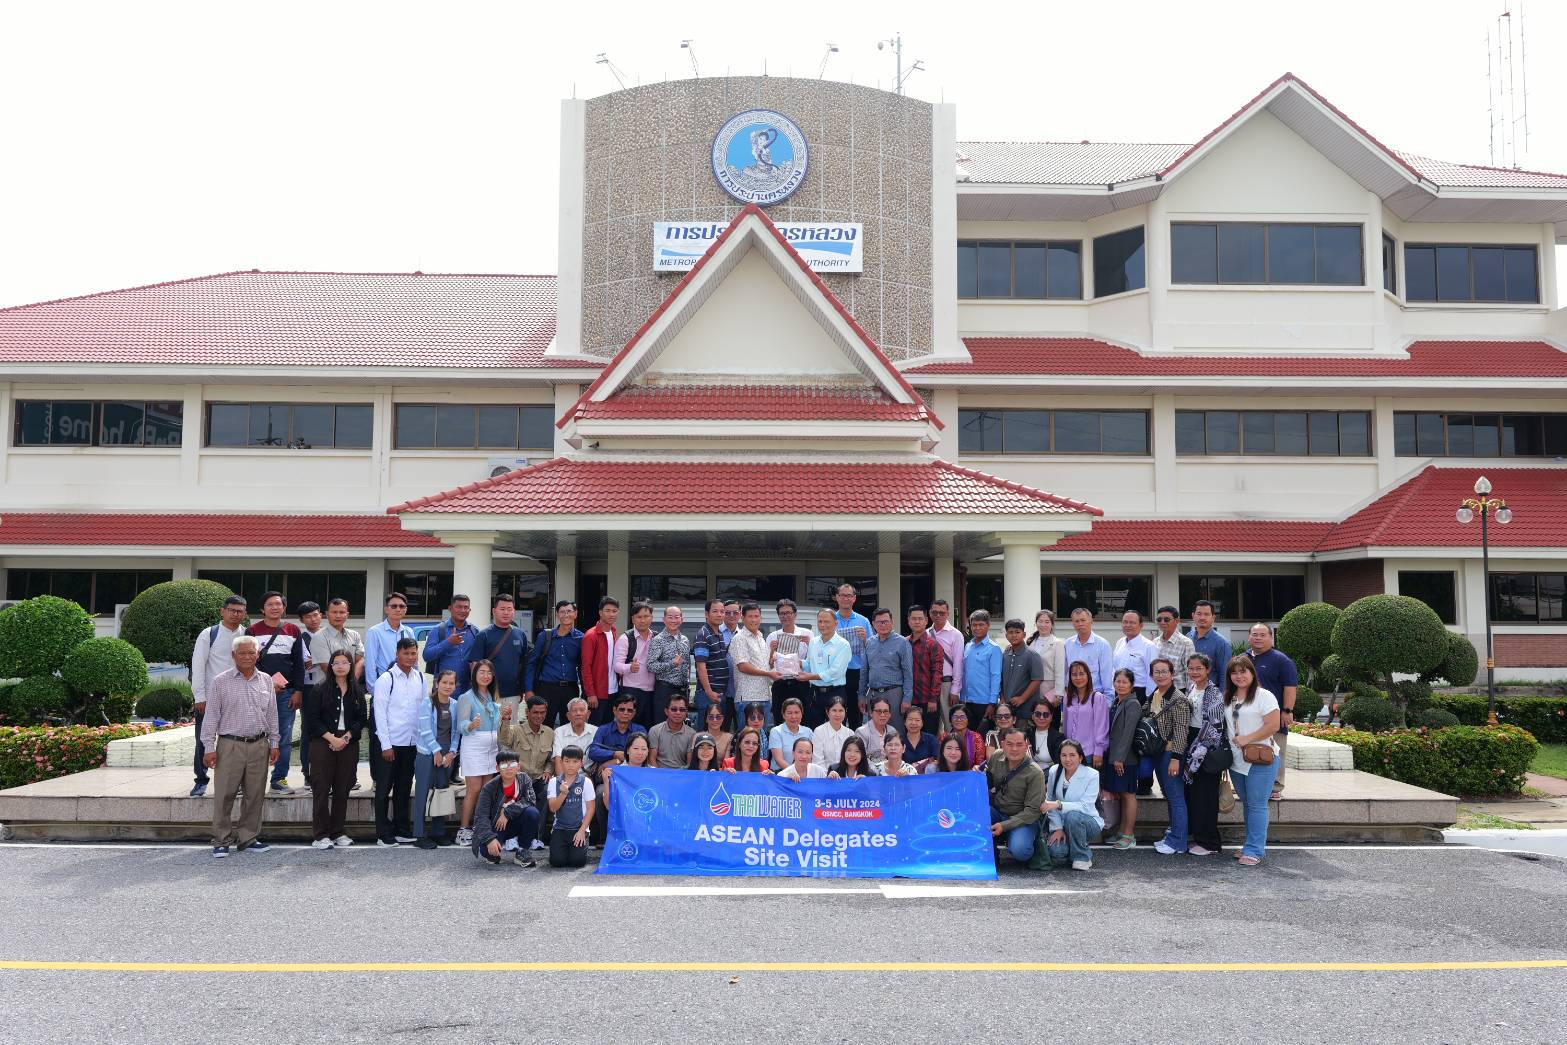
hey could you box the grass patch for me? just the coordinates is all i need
[1530,743,1567,781]
[1453,807,1539,831]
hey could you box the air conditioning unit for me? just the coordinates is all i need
[485,456,531,479]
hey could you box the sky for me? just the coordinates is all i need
[1,0,1562,308]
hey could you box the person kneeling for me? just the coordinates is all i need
[986,727,1046,867]
[547,746,596,868]
[472,750,542,867]
[1039,739,1104,872]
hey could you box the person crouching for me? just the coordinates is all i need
[472,750,542,867]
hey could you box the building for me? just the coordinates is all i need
[1,73,1564,672]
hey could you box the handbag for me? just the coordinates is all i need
[1242,742,1276,766]
[1132,714,1164,759]
[426,761,456,818]
[1199,713,1233,775]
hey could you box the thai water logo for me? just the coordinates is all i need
[712,108,808,206]
[937,808,955,829]
[709,782,732,816]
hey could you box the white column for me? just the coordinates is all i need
[1154,561,1180,615]
[169,557,195,581]
[555,553,578,607]
[1152,393,1177,514]
[1305,563,1323,603]
[607,544,629,604]
[930,388,961,463]
[877,549,901,621]
[439,532,498,627]
[363,560,386,628]
[1460,557,1487,652]
[1373,396,1399,488]
[934,554,955,607]
[1001,540,1042,628]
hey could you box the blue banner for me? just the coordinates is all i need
[596,767,997,880]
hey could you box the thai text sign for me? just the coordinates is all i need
[653,221,864,272]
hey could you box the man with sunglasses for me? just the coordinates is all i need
[1153,606,1196,690]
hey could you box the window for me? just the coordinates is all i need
[957,240,1082,299]
[630,575,709,602]
[1398,571,1457,625]
[716,575,796,603]
[1381,232,1397,294]
[1403,244,1539,303]
[1175,410,1371,456]
[493,572,551,626]
[1092,226,1146,297]
[13,400,183,447]
[394,404,554,450]
[385,572,453,618]
[6,569,173,617]
[964,576,1006,618]
[1490,573,1566,624]
[1171,222,1363,285]
[205,403,372,448]
[199,571,368,615]
[958,409,1148,454]
[1392,412,1567,458]
[1053,575,1152,621]
[1178,575,1306,621]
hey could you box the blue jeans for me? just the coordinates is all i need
[1154,751,1188,852]
[990,806,1036,862]
[1229,758,1279,859]
[1044,810,1098,865]
[273,695,295,785]
[413,752,452,839]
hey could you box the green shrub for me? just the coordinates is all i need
[1425,632,1480,688]
[61,637,149,703]
[1276,602,1340,676]
[94,693,137,724]
[1331,595,1449,720]
[1395,679,1434,719]
[1415,708,1461,729]
[1429,694,1567,741]
[0,723,158,788]
[0,596,95,679]
[5,674,74,722]
[118,579,237,667]
[135,683,194,720]
[1293,685,1323,723]
[1292,722,1537,796]
[1341,694,1399,733]
[1429,693,1489,726]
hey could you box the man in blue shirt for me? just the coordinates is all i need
[859,607,913,714]
[526,600,583,727]
[1186,600,1234,691]
[831,584,873,729]
[960,609,1003,728]
[467,593,529,699]
[422,593,480,692]
[586,693,646,775]
[1062,607,1115,697]
[693,599,731,730]
[1246,622,1299,800]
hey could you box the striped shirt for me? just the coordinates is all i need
[199,667,280,750]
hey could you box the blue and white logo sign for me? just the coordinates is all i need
[654,222,862,272]
[712,109,809,206]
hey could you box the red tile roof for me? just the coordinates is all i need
[390,457,1101,517]
[1315,466,1567,552]
[0,271,592,370]
[1046,519,1336,554]
[568,384,933,424]
[906,338,1567,379]
[0,513,446,548]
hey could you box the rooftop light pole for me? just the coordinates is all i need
[1456,475,1513,724]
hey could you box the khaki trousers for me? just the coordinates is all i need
[1274,730,1289,790]
[212,735,269,848]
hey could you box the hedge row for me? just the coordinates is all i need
[1292,722,1538,796]
[0,724,158,789]
[1427,695,1567,744]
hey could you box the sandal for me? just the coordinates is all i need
[1237,855,1261,867]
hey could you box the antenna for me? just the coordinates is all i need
[595,52,627,90]
[1486,5,1531,168]
[877,33,924,95]
[680,39,700,79]
[817,42,838,79]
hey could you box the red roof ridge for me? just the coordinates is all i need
[388,455,572,514]
[932,459,1103,516]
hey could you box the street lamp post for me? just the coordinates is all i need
[1456,475,1513,725]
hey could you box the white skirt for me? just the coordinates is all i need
[461,730,499,777]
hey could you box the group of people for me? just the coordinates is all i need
[192,582,1298,870]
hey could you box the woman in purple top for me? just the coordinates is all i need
[1060,660,1109,769]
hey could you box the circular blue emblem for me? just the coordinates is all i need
[711,109,809,206]
[632,788,659,815]
[617,840,639,861]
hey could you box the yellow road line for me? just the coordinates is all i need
[1,960,1564,974]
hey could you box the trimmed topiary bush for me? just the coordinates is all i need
[1429,693,1489,726]
[1396,679,1435,719]
[1293,722,1537,796]
[1415,708,1461,729]
[1423,632,1480,688]
[7,674,74,721]
[1428,694,1567,740]
[0,595,95,679]
[0,723,159,788]
[1340,694,1399,733]
[1276,602,1340,680]
[1331,594,1450,722]
[135,683,195,721]
[118,579,237,667]
[1293,684,1324,723]
[61,638,149,705]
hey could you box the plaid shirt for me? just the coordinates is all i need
[909,632,944,707]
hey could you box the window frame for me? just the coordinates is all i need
[1401,243,1540,303]
[12,399,185,449]
[1174,410,1373,457]
[1178,574,1307,622]
[957,408,1149,456]
[1391,411,1567,458]
[1397,570,1458,626]
[1091,225,1147,299]
[392,403,555,451]
[5,568,174,617]
[203,402,373,450]
[956,239,1083,301]
[1170,221,1365,286]
[1381,232,1397,295]
[1488,572,1567,625]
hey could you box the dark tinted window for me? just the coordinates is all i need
[1399,571,1457,625]
[1047,243,1083,299]
[1308,411,1340,456]
[519,406,554,449]
[8,569,172,616]
[1014,244,1047,298]
[1505,247,1539,302]
[1179,574,1305,621]
[1316,225,1363,284]
[1408,244,1539,303]
[1266,224,1314,283]
[1170,223,1216,284]
[436,405,476,449]
[291,404,334,448]
[396,405,437,449]
[958,409,1001,453]
[1404,246,1436,301]
[1175,410,1206,455]
[395,404,553,450]
[716,575,796,603]
[478,406,517,449]
[1472,247,1507,301]
[1381,232,1397,294]
[956,243,977,298]
[335,405,373,448]
[205,403,371,449]
[1175,222,1361,285]
[1092,226,1145,297]
[958,409,1146,454]
[1052,411,1100,454]
[1276,411,1309,455]
[977,243,1011,297]
[1177,410,1370,456]
[1219,224,1265,283]
[13,400,182,448]
[1205,411,1240,454]
[1002,410,1048,453]
[1395,412,1566,457]
[1393,412,1416,455]
[959,241,1082,299]
[1048,575,1152,622]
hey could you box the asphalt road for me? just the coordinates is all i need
[2,841,1565,1043]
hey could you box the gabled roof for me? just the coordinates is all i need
[1316,466,1567,553]
[561,205,929,428]
[906,338,1567,380]
[0,271,593,371]
[389,457,1101,517]
[567,384,933,424]
[0,513,446,548]
[1045,519,1336,555]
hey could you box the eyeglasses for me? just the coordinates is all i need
[387,603,407,610]
[1156,616,1175,623]
[1032,710,1051,718]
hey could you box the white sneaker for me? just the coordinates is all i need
[529,838,546,851]
[1071,860,1093,871]
[333,835,354,848]
[455,828,474,846]
[1153,840,1177,855]
[311,837,333,850]
[394,835,416,844]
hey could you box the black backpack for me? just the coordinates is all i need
[1132,712,1165,760]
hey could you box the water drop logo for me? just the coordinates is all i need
[709,782,732,816]
[937,808,955,829]
[617,840,639,861]
[633,788,659,815]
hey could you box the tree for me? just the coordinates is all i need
[1276,602,1340,684]
[0,596,95,679]
[118,579,237,666]
[1421,631,1480,689]
[1330,594,1449,725]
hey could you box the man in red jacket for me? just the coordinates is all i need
[579,596,622,726]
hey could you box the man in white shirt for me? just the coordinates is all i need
[730,603,779,731]
[189,595,247,797]
[1112,610,1158,698]
[372,637,426,846]
[552,697,599,775]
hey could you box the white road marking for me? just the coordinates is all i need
[878,884,1099,897]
